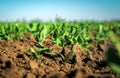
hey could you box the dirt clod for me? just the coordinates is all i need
[50,44,63,54]
[29,61,38,69]
[25,73,36,78]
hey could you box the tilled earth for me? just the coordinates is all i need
[0,34,116,78]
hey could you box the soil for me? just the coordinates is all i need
[0,34,116,78]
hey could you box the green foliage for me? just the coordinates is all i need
[107,31,120,75]
[37,48,49,54]
[60,54,65,61]
[107,31,120,54]
[1,19,120,75]
[31,48,40,60]
[106,46,120,75]
[0,19,119,47]
[68,50,75,59]
[25,48,40,60]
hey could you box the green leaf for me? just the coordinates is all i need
[39,25,50,41]
[1,26,5,35]
[5,35,11,40]
[109,63,120,73]
[31,48,35,53]
[99,25,103,34]
[30,48,39,60]
[56,38,61,45]
[69,50,75,58]
[60,54,65,61]
[107,31,120,54]
[25,52,31,55]
[38,48,49,54]
[32,52,39,60]
[106,46,120,74]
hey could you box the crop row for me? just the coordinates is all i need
[0,19,120,47]
[0,18,120,75]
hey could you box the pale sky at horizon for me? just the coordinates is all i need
[0,0,120,21]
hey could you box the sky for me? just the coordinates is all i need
[0,0,120,21]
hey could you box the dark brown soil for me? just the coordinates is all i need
[0,34,116,78]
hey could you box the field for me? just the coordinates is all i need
[0,18,120,78]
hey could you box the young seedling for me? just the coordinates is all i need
[30,48,40,60]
